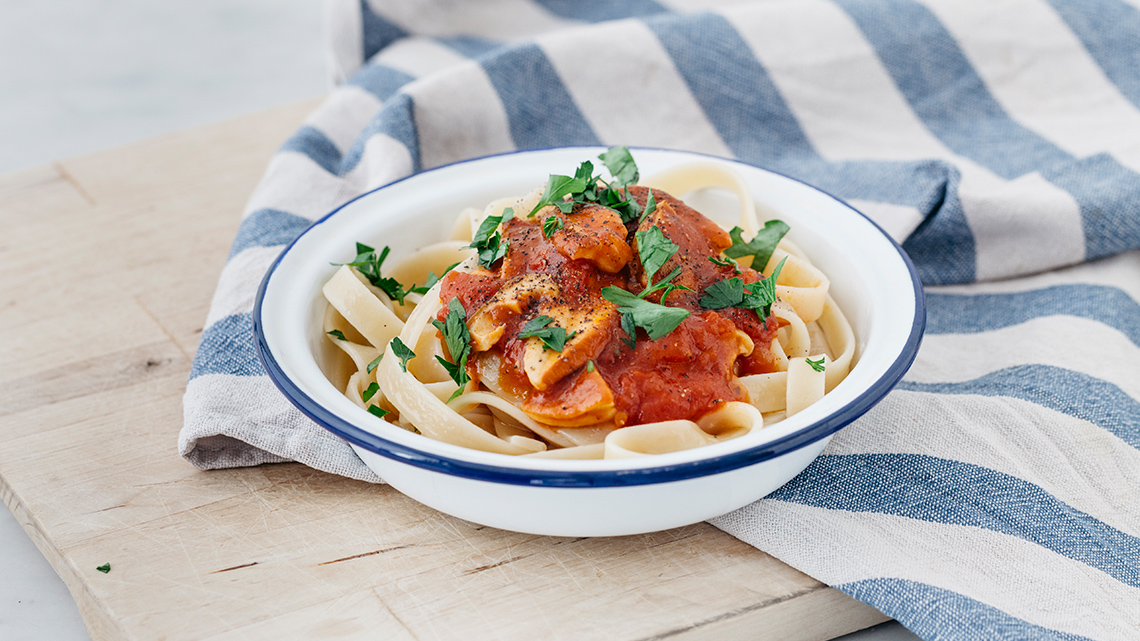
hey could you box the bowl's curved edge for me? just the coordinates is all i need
[253,147,927,488]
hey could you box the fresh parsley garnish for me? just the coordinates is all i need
[602,286,690,342]
[635,226,676,285]
[518,315,576,352]
[724,220,790,271]
[709,255,742,274]
[526,146,648,224]
[334,243,416,305]
[698,256,787,322]
[542,215,564,238]
[366,354,382,374]
[389,337,416,372]
[634,226,691,302]
[410,261,461,295]
[586,360,595,373]
[598,146,639,188]
[806,357,826,372]
[637,189,656,225]
[361,382,380,403]
[96,563,110,574]
[367,405,390,419]
[432,297,472,400]
[698,277,745,310]
[467,215,510,268]
[327,329,347,341]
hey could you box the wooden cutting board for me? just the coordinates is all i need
[0,99,888,641]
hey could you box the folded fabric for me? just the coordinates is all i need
[181,1,1140,638]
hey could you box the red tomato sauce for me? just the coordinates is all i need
[438,188,779,428]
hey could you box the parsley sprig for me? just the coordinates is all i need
[518,315,577,352]
[724,220,790,271]
[432,297,472,401]
[527,146,650,224]
[336,242,450,302]
[602,287,690,343]
[699,256,787,322]
[388,336,416,372]
[601,224,692,344]
[335,243,415,304]
[466,210,512,269]
[542,215,563,238]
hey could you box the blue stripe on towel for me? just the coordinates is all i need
[480,43,600,150]
[899,365,1140,449]
[1045,0,1140,110]
[836,0,1069,179]
[838,578,1097,641]
[360,0,409,63]
[838,0,1140,265]
[348,63,415,101]
[228,209,312,260]
[438,36,501,59]
[280,126,343,174]
[644,11,975,283]
[1043,153,1140,261]
[926,285,1140,346]
[532,0,667,21]
[190,314,262,379]
[770,453,1140,588]
[340,92,421,174]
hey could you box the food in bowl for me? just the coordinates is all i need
[319,148,856,460]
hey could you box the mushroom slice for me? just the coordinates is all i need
[468,273,559,351]
[546,203,633,274]
[522,295,620,391]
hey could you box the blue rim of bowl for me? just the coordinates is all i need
[253,147,926,488]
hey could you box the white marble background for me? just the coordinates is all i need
[0,1,915,638]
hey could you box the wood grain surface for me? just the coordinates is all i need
[0,99,889,641]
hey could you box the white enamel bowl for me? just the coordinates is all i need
[254,147,925,537]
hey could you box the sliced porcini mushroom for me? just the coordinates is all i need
[522,295,620,390]
[520,369,617,428]
[467,273,559,351]
[545,203,633,274]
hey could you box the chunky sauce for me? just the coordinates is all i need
[439,186,779,428]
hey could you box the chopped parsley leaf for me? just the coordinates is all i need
[361,382,380,403]
[367,405,390,419]
[619,311,637,349]
[411,261,460,294]
[333,243,416,305]
[366,354,382,374]
[432,297,472,400]
[709,255,742,274]
[602,286,690,341]
[326,329,347,341]
[635,225,678,287]
[743,256,787,321]
[388,337,416,372]
[586,360,595,373]
[699,256,787,322]
[466,215,510,268]
[724,220,790,271]
[598,146,639,188]
[542,215,564,238]
[698,277,745,310]
[518,315,576,352]
[806,357,826,373]
[637,188,657,225]
[527,146,644,223]
[96,563,110,574]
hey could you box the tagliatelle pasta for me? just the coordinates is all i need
[320,149,856,460]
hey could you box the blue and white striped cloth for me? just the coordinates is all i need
[180,1,1140,637]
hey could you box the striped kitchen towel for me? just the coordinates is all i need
[180,1,1140,638]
